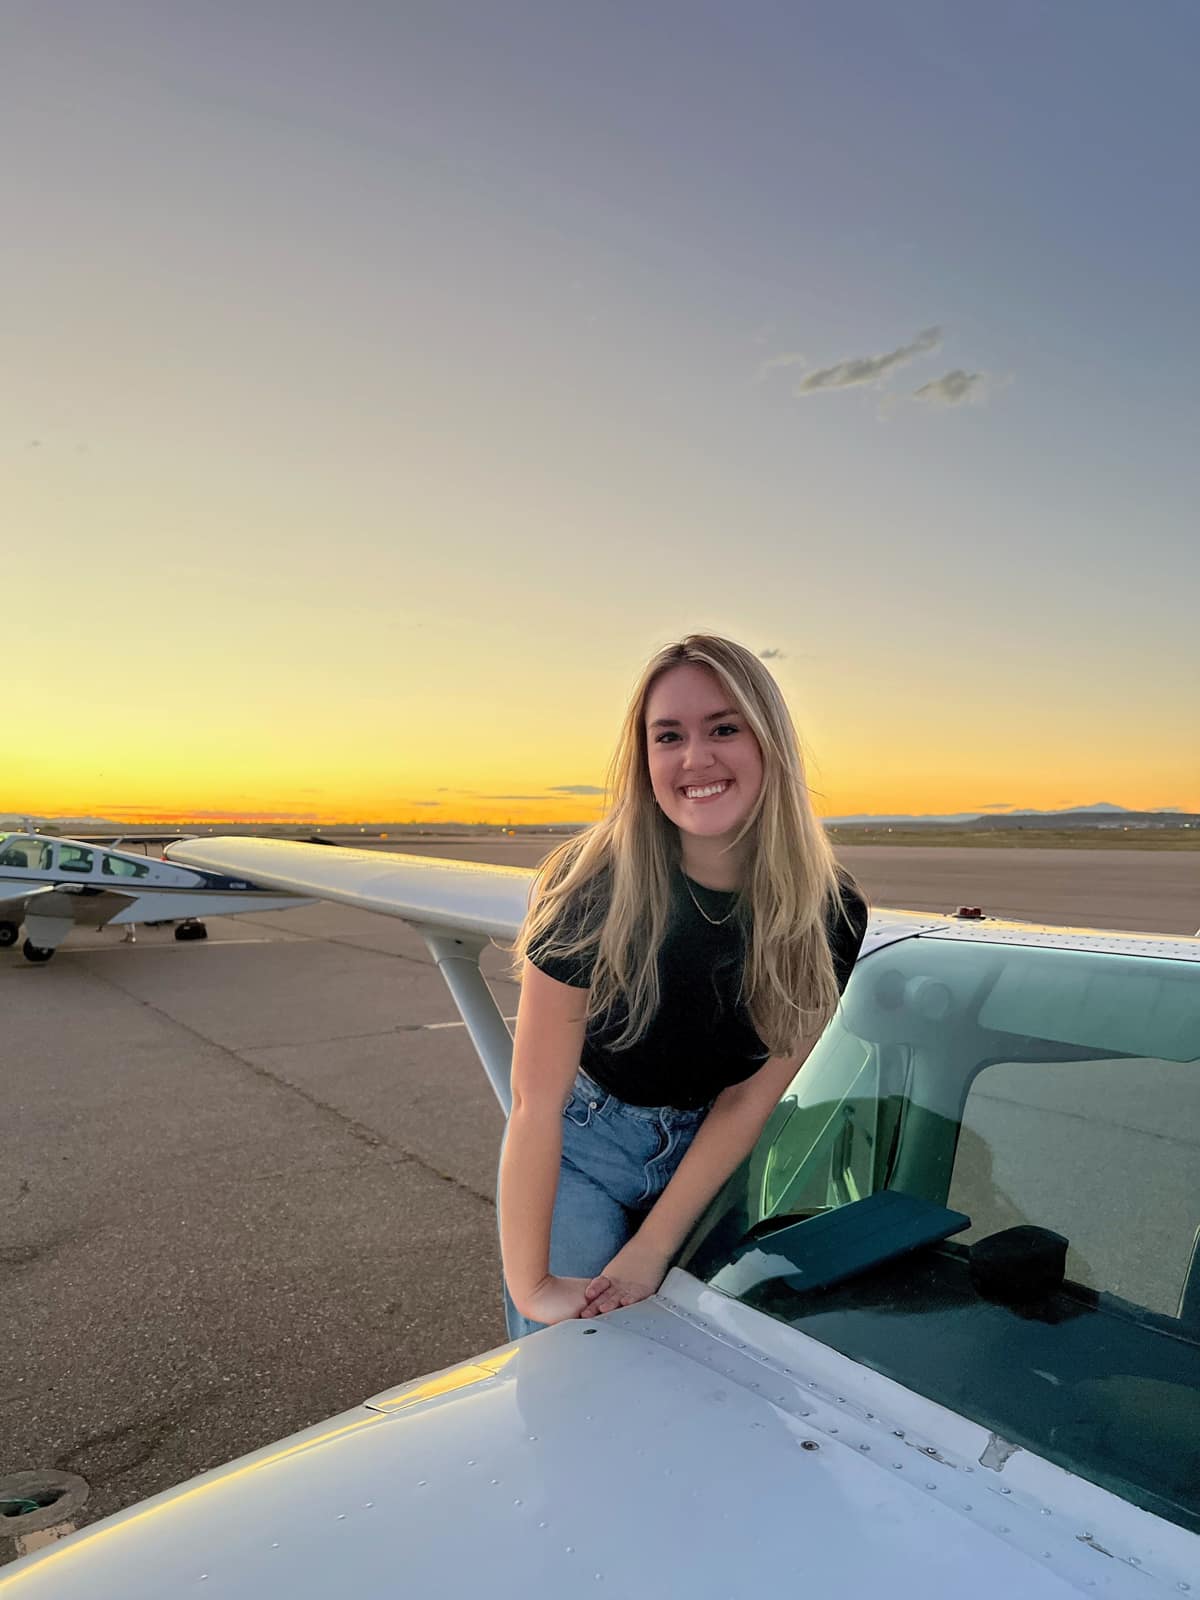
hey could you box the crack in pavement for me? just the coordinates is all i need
[246,1023,435,1050]
[0,1230,92,1278]
[84,970,495,1211]
[54,1388,225,1487]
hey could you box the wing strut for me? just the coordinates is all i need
[420,928,514,1114]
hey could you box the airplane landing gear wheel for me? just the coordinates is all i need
[0,920,19,948]
[174,921,208,942]
[22,940,54,964]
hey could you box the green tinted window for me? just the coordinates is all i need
[681,938,1200,1534]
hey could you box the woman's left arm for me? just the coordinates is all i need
[581,1042,818,1317]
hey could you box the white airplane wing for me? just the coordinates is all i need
[166,836,536,940]
[0,883,58,918]
[8,884,142,955]
[0,883,60,948]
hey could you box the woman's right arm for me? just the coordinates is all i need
[498,961,596,1324]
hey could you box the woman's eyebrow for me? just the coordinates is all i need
[648,708,740,729]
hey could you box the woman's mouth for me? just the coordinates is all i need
[680,779,733,803]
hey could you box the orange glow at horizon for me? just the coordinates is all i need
[6,613,1196,826]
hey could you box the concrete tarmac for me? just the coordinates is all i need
[2,844,1196,1561]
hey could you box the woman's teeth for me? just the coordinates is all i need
[683,781,731,800]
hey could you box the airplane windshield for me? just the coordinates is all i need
[679,938,1200,1537]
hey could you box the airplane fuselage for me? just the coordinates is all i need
[0,833,312,958]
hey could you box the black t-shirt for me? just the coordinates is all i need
[527,863,869,1109]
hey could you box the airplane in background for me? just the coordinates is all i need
[2,836,1197,1595]
[0,831,316,963]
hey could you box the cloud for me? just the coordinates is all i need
[95,808,325,821]
[480,791,604,801]
[757,647,786,660]
[978,803,1013,810]
[188,809,321,820]
[754,350,807,384]
[912,368,987,406]
[794,327,942,396]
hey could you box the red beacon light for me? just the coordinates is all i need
[953,906,986,920]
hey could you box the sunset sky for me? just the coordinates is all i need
[6,2,1198,824]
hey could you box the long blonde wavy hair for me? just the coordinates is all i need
[511,634,861,1058]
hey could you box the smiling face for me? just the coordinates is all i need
[644,662,764,866]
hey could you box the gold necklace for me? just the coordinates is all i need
[683,875,736,927]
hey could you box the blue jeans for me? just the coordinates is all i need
[499,1066,712,1339]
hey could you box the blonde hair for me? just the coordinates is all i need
[511,634,862,1058]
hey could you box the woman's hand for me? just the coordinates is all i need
[518,1274,602,1327]
[580,1242,670,1316]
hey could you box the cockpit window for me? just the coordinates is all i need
[0,837,52,871]
[57,844,95,874]
[680,939,1200,1535]
[102,854,150,879]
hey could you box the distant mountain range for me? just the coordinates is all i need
[823,803,1194,825]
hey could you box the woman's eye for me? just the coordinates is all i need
[653,724,738,744]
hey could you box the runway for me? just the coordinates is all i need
[2,842,1197,1560]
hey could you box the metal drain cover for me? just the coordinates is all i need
[0,1471,89,1537]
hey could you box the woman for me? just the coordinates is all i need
[499,633,868,1337]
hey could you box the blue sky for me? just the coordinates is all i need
[5,1,1198,819]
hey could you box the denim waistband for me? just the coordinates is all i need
[574,1066,712,1125]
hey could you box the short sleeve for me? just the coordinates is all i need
[525,878,605,989]
[826,869,869,994]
